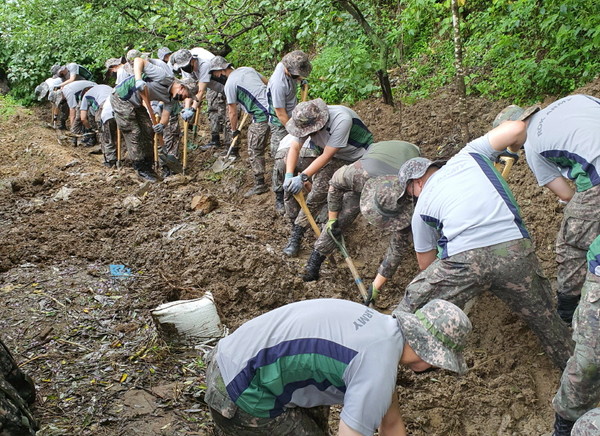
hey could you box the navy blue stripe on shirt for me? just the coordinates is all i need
[540,149,600,186]
[420,215,448,259]
[237,85,269,122]
[469,153,530,239]
[226,338,357,402]
[590,254,600,275]
[269,378,343,418]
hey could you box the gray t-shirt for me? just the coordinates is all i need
[181,56,224,93]
[113,59,175,112]
[412,135,529,258]
[360,140,420,177]
[291,105,374,162]
[524,94,600,192]
[216,298,404,436]
[62,80,97,109]
[224,67,269,123]
[267,62,298,126]
[80,84,113,115]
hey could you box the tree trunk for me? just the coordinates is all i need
[451,0,470,144]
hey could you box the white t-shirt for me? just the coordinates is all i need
[62,80,97,109]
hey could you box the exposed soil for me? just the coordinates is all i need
[2,78,600,435]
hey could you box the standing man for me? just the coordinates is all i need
[492,95,600,324]
[268,50,312,213]
[281,98,373,257]
[80,84,117,167]
[550,235,600,436]
[110,56,197,181]
[302,141,420,289]
[394,124,574,369]
[205,298,472,436]
[210,56,271,197]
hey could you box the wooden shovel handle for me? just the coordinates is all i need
[293,190,320,237]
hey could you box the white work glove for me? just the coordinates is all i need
[135,79,147,91]
[283,173,303,194]
[181,107,196,122]
[153,123,164,134]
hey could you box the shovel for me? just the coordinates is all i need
[183,120,188,175]
[116,128,122,169]
[211,111,249,173]
[192,104,201,142]
[494,155,515,178]
[293,190,321,237]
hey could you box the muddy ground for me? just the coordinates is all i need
[1,78,600,435]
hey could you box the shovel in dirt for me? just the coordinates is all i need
[212,111,249,173]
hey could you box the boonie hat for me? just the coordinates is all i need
[208,56,232,73]
[360,175,411,232]
[492,104,541,128]
[157,47,172,62]
[171,49,193,72]
[126,49,143,62]
[50,64,63,77]
[281,50,312,77]
[286,98,329,137]
[176,78,199,100]
[393,299,472,374]
[104,57,122,71]
[572,408,600,436]
[35,82,50,101]
[397,157,445,198]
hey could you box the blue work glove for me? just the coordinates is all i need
[363,283,379,306]
[283,173,303,194]
[181,107,195,121]
[496,149,519,164]
[325,219,342,238]
[135,79,147,91]
[153,123,164,134]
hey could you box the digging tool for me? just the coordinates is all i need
[494,155,515,178]
[153,114,160,172]
[300,81,309,102]
[192,103,201,142]
[211,111,249,173]
[293,190,320,237]
[116,128,122,169]
[326,227,371,306]
[183,120,188,175]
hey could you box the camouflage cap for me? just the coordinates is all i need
[126,49,142,63]
[171,49,193,72]
[176,77,199,100]
[50,64,63,77]
[35,82,50,101]
[397,157,445,198]
[281,50,312,77]
[492,104,541,128]
[208,56,232,72]
[360,175,412,232]
[157,47,172,62]
[572,408,600,436]
[48,89,64,105]
[393,299,472,374]
[104,57,122,71]
[286,98,329,137]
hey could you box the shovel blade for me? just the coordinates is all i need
[211,156,235,173]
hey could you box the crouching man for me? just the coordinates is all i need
[204,298,472,435]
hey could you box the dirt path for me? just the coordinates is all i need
[1,79,599,435]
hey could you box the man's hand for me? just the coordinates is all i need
[231,129,240,139]
[181,107,195,121]
[364,283,379,306]
[326,219,341,238]
[135,79,147,91]
[283,173,303,194]
[496,149,520,164]
[153,123,164,134]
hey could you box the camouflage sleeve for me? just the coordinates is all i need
[327,165,353,212]
[377,228,411,278]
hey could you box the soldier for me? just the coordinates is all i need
[204,298,472,436]
[493,95,600,324]
[268,50,312,213]
[281,98,374,257]
[550,235,600,436]
[302,141,420,293]
[394,124,574,370]
[209,56,271,197]
[62,79,98,146]
[80,84,117,167]
[571,409,600,436]
[53,62,94,88]
[110,56,198,181]
[157,47,172,64]
[35,74,67,130]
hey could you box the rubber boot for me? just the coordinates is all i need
[274,190,285,215]
[283,225,307,257]
[552,413,575,436]
[132,160,160,183]
[302,250,327,282]
[556,293,580,325]
[220,147,240,158]
[200,133,221,151]
[244,174,269,198]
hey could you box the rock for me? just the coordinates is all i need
[52,186,74,201]
[123,195,142,210]
[190,194,218,216]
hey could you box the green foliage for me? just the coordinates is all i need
[0,94,20,120]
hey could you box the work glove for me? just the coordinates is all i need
[181,107,196,121]
[496,149,519,164]
[325,219,342,238]
[300,79,308,86]
[363,283,379,306]
[135,79,147,91]
[231,129,241,139]
[283,173,303,195]
[153,123,164,134]
[556,293,580,325]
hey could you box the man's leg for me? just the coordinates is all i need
[244,121,270,197]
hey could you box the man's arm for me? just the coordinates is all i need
[80,110,90,129]
[227,103,239,131]
[284,139,303,175]
[69,108,76,128]
[416,250,437,271]
[487,120,527,152]
[545,177,575,202]
[274,107,289,126]
[300,145,338,178]
[338,393,407,436]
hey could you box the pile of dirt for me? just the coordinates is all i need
[1,78,598,435]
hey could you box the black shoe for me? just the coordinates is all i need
[275,191,285,215]
[552,413,575,436]
[103,160,117,168]
[244,184,269,198]
[133,160,160,183]
[283,225,307,257]
[162,166,173,178]
[302,250,327,282]
[557,293,580,325]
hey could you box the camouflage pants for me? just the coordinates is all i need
[95,111,117,163]
[57,99,69,125]
[269,123,287,159]
[273,147,318,220]
[247,121,270,178]
[207,89,231,146]
[294,158,347,229]
[397,239,574,369]
[205,351,329,436]
[553,272,600,421]
[313,163,368,255]
[557,184,600,298]
[110,94,154,162]
[162,113,181,158]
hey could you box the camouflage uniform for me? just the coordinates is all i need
[48,89,69,129]
[397,238,574,369]
[553,236,600,422]
[269,123,287,159]
[247,121,271,180]
[572,408,600,436]
[110,93,154,162]
[161,102,182,158]
[207,89,232,147]
[95,111,118,163]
